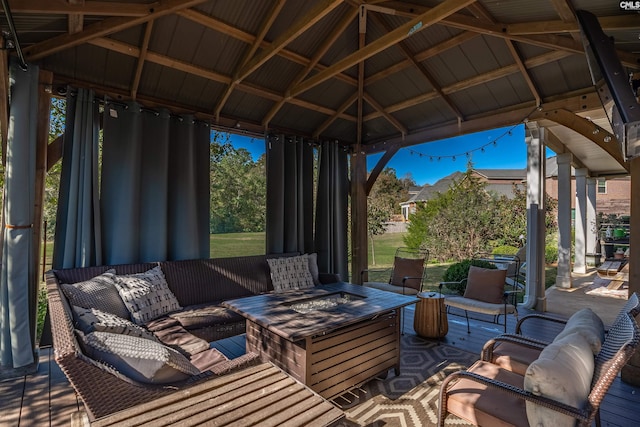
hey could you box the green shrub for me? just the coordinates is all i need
[491,245,518,256]
[545,245,558,264]
[441,259,497,295]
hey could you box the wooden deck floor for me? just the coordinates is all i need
[2,304,640,426]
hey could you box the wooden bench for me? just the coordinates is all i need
[86,363,344,427]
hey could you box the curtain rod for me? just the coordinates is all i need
[1,0,27,71]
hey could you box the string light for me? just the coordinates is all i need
[405,109,535,162]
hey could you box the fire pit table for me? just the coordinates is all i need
[223,282,416,400]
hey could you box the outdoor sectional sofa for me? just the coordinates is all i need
[45,253,340,423]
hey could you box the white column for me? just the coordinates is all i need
[574,169,588,274]
[586,177,599,264]
[523,122,546,311]
[556,153,573,288]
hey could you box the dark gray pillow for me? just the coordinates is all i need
[61,270,130,319]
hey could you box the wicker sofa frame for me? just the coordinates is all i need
[46,254,339,423]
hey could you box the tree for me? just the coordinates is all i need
[209,132,266,233]
[404,170,497,262]
[366,168,412,263]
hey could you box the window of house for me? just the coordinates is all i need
[597,178,607,194]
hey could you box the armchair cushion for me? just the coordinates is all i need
[390,257,424,290]
[524,332,594,427]
[554,307,605,355]
[463,266,507,304]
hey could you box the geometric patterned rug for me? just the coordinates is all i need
[333,334,477,426]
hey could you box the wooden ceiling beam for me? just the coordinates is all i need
[130,20,154,100]
[214,0,286,121]
[365,31,478,86]
[507,15,640,35]
[531,108,627,170]
[290,0,477,98]
[313,92,358,139]
[363,91,604,154]
[23,0,209,61]
[548,0,580,42]
[67,0,84,34]
[363,93,407,135]
[381,1,640,69]
[372,13,464,121]
[236,0,344,83]
[9,0,150,16]
[506,40,542,106]
[88,37,357,124]
[176,9,358,87]
[263,6,359,128]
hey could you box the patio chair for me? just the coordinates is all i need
[437,308,640,427]
[440,254,522,333]
[361,247,428,334]
[361,247,429,296]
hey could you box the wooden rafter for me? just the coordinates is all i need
[507,15,640,35]
[531,108,627,170]
[466,2,543,107]
[214,0,286,121]
[88,37,357,123]
[67,0,84,34]
[290,0,477,98]
[23,0,209,61]
[235,0,343,83]
[313,92,358,139]
[363,93,407,135]
[262,6,359,128]
[381,1,640,69]
[176,9,358,87]
[548,0,580,42]
[363,90,604,154]
[131,20,154,100]
[372,13,464,121]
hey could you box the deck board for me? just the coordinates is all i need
[4,304,640,426]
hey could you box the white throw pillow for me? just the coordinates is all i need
[267,254,315,292]
[524,332,594,427]
[114,266,182,325]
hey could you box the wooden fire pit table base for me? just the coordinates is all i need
[223,283,416,400]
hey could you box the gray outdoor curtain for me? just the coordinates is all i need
[101,102,210,264]
[315,140,349,282]
[265,134,314,254]
[52,88,102,269]
[0,61,39,369]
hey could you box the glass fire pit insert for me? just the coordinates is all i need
[285,292,365,314]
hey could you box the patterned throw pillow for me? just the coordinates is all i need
[79,331,199,384]
[114,266,182,325]
[267,254,315,292]
[61,269,130,319]
[72,305,158,342]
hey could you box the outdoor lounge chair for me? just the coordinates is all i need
[437,302,640,427]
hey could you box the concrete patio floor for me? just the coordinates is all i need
[544,267,629,327]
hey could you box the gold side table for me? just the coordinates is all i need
[414,292,448,338]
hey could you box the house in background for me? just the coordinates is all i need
[401,156,630,220]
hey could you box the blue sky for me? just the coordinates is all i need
[228,123,548,186]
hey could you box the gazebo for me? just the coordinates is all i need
[0,0,638,379]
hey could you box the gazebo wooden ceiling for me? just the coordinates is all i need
[4,0,639,176]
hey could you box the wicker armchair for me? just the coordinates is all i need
[437,305,640,427]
